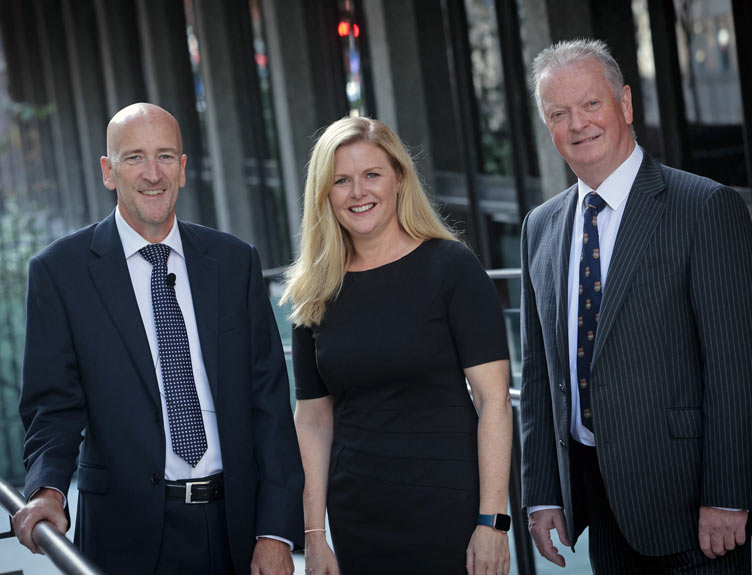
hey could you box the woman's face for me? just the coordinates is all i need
[329,141,402,243]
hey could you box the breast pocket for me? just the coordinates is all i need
[77,462,110,494]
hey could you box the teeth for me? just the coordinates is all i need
[141,189,164,196]
[350,203,375,213]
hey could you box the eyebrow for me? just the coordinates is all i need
[119,146,179,156]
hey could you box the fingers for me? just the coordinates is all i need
[551,511,571,547]
[11,492,67,555]
[698,507,749,559]
[528,509,567,567]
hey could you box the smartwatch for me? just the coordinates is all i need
[477,513,511,532]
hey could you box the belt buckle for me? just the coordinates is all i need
[185,480,212,504]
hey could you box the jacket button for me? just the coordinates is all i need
[559,439,567,449]
[559,383,566,392]
[151,473,161,484]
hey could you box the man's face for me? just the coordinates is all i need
[101,109,186,243]
[539,58,635,189]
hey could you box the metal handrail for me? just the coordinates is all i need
[0,477,105,575]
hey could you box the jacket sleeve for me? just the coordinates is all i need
[520,212,563,510]
[246,246,305,547]
[690,187,752,510]
[20,255,86,502]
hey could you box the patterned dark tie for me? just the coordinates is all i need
[140,243,207,467]
[577,192,607,432]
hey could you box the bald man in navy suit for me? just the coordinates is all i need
[13,103,304,575]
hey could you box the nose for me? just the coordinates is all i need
[350,177,366,199]
[142,158,162,183]
[569,108,589,132]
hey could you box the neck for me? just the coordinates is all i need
[349,228,421,271]
[579,138,636,190]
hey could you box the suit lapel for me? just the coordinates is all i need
[553,186,579,380]
[592,154,666,367]
[180,222,220,398]
[88,212,160,406]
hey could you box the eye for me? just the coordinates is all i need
[124,154,143,164]
[366,172,380,179]
[158,153,177,163]
[585,100,601,110]
[334,177,348,185]
[549,111,566,123]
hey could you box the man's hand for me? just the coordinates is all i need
[303,531,339,575]
[698,506,748,559]
[11,488,68,554]
[466,525,510,575]
[251,537,294,575]
[528,508,569,567]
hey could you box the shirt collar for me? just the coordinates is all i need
[115,206,184,260]
[577,144,644,214]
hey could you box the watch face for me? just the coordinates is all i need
[494,514,511,531]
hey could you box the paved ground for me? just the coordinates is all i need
[1,482,590,574]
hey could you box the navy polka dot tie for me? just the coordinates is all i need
[576,193,607,432]
[140,243,207,467]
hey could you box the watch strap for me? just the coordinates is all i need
[477,513,511,532]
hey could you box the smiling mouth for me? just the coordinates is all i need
[573,135,600,145]
[141,189,165,196]
[350,203,375,213]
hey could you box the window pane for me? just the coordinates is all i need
[674,0,747,185]
[464,0,512,176]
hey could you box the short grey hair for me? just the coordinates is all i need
[531,38,625,122]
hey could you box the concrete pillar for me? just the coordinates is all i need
[362,0,435,191]
[60,0,112,222]
[520,0,577,199]
[93,0,147,118]
[190,0,286,265]
[34,0,89,230]
[135,0,209,227]
[261,0,319,253]
[7,0,62,217]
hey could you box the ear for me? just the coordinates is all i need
[179,154,187,188]
[100,156,117,191]
[620,84,633,126]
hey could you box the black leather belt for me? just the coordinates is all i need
[165,474,224,504]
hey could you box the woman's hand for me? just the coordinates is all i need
[466,525,510,575]
[304,532,340,575]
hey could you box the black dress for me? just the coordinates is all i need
[293,239,509,575]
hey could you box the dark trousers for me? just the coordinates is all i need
[153,492,234,575]
[571,440,750,575]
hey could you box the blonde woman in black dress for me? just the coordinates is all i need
[282,117,513,575]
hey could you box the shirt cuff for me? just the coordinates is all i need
[31,486,67,508]
[257,535,294,551]
[527,504,562,516]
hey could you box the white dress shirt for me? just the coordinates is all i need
[527,145,642,516]
[567,145,643,446]
[115,207,224,480]
[116,207,292,548]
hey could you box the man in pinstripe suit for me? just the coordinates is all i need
[520,39,752,573]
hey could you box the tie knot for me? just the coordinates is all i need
[585,193,607,215]
[139,243,171,266]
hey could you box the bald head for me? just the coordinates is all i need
[106,103,183,159]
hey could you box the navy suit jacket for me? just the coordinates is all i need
[520,153,752,555]
[20,211,304,574]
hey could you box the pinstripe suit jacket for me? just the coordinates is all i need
[520,152,752,556]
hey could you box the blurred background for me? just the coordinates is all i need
[0,0,750,573]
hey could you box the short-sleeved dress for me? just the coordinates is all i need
[293,239,509,575]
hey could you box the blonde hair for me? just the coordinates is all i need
[281,116,458,327]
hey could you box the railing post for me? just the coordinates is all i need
[0,477,105,575]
